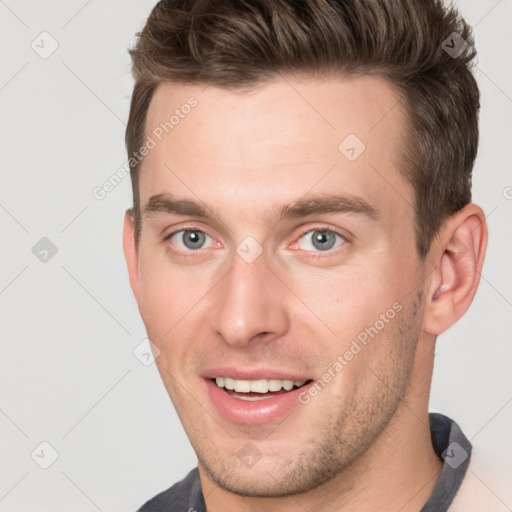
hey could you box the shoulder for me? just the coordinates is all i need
[137,467,202,512]
[449,438,509,511]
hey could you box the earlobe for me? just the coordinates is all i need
[123,209,140,299]
[423,204,488,335]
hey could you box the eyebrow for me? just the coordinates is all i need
[144,194,210,218]
[280,195,379,221]
[143,193,379,223]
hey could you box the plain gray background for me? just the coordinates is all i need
[1,1,511,510]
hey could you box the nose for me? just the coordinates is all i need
[210,251,290,347]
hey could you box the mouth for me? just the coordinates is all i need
[212,377,312,401]
[204,375,314,424]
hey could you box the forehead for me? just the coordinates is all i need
[141,75,412,225]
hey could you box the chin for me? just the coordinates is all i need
[198,447,347,498]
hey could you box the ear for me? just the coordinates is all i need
[423,203,488,335]
[123,209,140,300]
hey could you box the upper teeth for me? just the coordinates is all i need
[215,377,306,393]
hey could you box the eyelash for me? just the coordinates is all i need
[163,224,348,258]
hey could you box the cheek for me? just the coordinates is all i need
[138,252,206,326]
[138,266,175,336]
[284,260,411,384]
[137,255,217,368]
[287,263,397,335]
[137,227,235,317]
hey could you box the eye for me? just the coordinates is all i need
[296,229,345,252]
[168,230,214,251]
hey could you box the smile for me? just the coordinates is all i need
[214,377,308,399]
[205,375,313,423]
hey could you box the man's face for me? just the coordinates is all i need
[125,76,428,496]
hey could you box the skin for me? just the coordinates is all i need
[123,75,487,511]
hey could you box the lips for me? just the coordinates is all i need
[202,369,313,424]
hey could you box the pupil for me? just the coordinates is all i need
[312,231,335,250]
[183,231,205,249]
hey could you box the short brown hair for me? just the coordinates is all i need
[126,0,479,257]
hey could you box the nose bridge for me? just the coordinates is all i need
[211,251,289,346]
